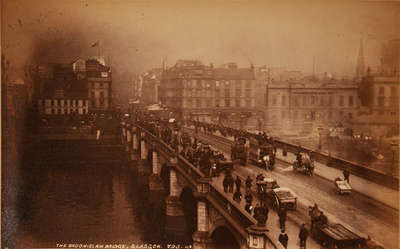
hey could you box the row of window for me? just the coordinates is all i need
[89,82,109,88]
[40,99,88,106]
[378,86,398,96]
[277,110,352,120]
[183,89,252,98]
[271,95,355,107]
[90,91,106,98]
[184,98,253,108]
[182,79,254,89]
[376,96,399,107]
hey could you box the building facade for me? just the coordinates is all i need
[35,57,112,116]
[160,60,259,124]
[141,68,162,105]
[263,80,360,135]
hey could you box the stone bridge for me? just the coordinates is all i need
[120,121,282,249]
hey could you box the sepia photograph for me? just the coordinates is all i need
[1,0,399,248]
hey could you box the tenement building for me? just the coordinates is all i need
[160,60,259,126]
[35,57,112,116]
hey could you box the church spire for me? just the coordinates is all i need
[356,36,365,79]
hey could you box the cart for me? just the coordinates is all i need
[293,153,314,176]
[334,177,352,194]
[256,177,279,204]
[272,187,297,210]
[309,205,364,248]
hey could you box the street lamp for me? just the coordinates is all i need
[317,127,324,151]
[390,140,398,176]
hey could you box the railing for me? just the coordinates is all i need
[131,122,260,242]
[191,122,399,190]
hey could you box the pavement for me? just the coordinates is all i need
[187,127,398,249]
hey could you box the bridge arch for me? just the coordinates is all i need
[210,218,242,249]
[211,225,241,249]
[179,186,197,241]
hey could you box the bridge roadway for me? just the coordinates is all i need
[209,162,324,249]
[184,127,398,249]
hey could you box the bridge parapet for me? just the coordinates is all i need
[128,121,280,249]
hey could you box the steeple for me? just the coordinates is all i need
[356,36,365,79]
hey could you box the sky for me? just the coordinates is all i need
[2,0,400,81]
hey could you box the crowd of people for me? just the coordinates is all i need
[130,113,315,248]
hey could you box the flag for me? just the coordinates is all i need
[91,41,99,47]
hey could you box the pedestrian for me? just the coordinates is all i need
[343,169,350,183]
[278,206,287,230]
[245,176,253,192]
[245,202,252,214]
[245,192,253,204]
[235,176,242,192]
[299,224,309,249]
[228,174,234,193]
[278,229,289,249]
[223,175,229,193]
[233,190,242,203]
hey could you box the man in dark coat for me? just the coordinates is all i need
[299,224,309,248]
[245,176,253,192]
[278,229,289,249]
[235,176,242,192]
[343,169,350,183]
[278,206,287,230]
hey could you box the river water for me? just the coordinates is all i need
[15,159,178,249]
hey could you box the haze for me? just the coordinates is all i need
[2,0,400,80]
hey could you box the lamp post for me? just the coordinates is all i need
[317,127,323,151]
[390,140,398,176]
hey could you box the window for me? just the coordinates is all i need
[379,86,384,95]
[292,96,298,106]
[328,95,333,106]
[349,96,354,106]
[236,89,241,97]
[235,98,241,107]
[215,89,220,97]
[302,96,307,106]
[100,91,104,99]
[311,96,315,105]
[320,97,324,106]
[225,89,230,98]
[245,89,251,98]
[378,96,384,107]
[281,96,286,106]
[100,83,103,88]
[225,98,230,107]
[281,110,286,119]
[196,99,201,108]
[390,86,397,96]
[215,81,220,88]
[224,81,230,87]
[235,80,241,88]
[272,96,277,106]
[246,99,251,108]
[339,96,344,106]
[246,80,251,89]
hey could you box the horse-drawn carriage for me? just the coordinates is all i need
[249,137,275,170]
[272,187,297,210]
[309,205,365,249]
[293,152,315,176]
[231,137,247,165]
[256,175,279,204]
